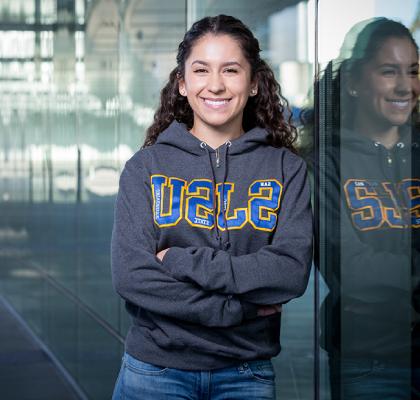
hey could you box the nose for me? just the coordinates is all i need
[395,72,411,96]
[207,72,225,93]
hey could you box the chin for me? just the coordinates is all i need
[388,117,412,126]
[202,116,235,128]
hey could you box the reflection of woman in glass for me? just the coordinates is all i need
[319,18,420,399]
[111,15,312,399]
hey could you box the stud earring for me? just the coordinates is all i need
[250,89,257,96]
[180,89,186,96]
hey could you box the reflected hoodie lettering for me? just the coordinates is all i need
[344,178,420,230]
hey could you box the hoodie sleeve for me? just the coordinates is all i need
[162,156,313,304]
[111,154,258,328]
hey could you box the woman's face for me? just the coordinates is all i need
[352,36,420,128]
[178,34,257,135]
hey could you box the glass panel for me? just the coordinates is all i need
[0,0,35,24]
[77,0,121,329]
[0,1,187,398]
[40,0,57,24]
[316,1,420,398]
[77,308,123,399]
[75,0,85,24]
[46,282,78,377]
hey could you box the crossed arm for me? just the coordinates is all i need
[155,157,313,305]
[155,249,282,316]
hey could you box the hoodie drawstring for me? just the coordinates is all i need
[222,141,231,250]
[200,140,231,250]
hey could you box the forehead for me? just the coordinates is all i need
[370,36,418,65]
[187,34,247,63]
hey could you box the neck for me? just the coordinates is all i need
[190,120,244,149]
[353,112,400,150]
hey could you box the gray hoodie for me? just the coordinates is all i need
[111,120,312,370]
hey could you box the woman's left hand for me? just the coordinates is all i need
[156,248,170,261]
[257,304,282,317]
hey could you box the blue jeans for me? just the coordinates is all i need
[329,357,420,399]
[112,352,276,400]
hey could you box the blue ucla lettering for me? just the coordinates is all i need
[216,183,247,230]
[185,179,215,229]
[151,175,186,227]
[248,179,282,232]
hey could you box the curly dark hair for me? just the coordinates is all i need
[331,17,419,130]
[143,14,297,152]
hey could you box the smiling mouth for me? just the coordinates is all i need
[201,98,232,107]
[386,99,414,110]
[387,99,411,105]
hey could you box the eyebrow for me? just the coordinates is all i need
[378,62,419,68]
[191,60,242,67]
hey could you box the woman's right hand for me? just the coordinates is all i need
[257,304,282,317]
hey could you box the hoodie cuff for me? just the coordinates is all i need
[163,248,258,321]
[161,246,188,277]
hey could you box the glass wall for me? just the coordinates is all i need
[0,1,187,398]
[316,0,420,399]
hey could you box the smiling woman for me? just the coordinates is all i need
[177,34,258,148]
[349,36,420,148]
[111,14,313,400]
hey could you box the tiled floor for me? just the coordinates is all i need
[0,296,82,400]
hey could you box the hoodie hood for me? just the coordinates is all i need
[156,120,270,155]
[340,126,417,156]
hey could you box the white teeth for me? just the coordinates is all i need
[388,100,410,109]
[204,99,229,105]
[389,100,409,104]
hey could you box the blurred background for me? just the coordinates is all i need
[0,1,419,399]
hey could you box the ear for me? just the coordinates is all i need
[344,73,359,97]
[178,77,187,97]
[250,80,258,96]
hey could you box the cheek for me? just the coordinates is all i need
[412,79,420,97]
[183,73,204,92]
[230,79,251,98]
[360,78,390,105]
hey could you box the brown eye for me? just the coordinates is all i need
[194,69,207,73]
[224,68,238,73]
[381,69,396,76]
